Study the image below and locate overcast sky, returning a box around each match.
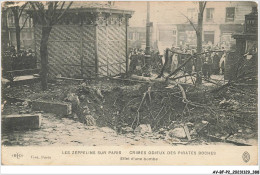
[115,1,197,27]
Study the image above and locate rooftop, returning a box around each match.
[25,2,134,15]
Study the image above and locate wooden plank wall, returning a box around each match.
[97,25,126,77]
[34,23,127,78]
[35,25,96,78]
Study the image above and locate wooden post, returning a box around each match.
[80,25,84,78]
[145,2,151,69]
[94,24,99,77]
[145,2,151,55]
[125,16,129,73]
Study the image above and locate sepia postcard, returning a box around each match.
[1,0,259,169]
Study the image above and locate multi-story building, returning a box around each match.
[126,1,257,51]
[128,24,155,50]
[5,9,34,50]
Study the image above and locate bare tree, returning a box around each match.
[182,1,207,84]
[29,2,73,90]
[5,2,30,52]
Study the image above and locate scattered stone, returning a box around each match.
[65,93,80,113]
[126,133,135,139]
[245,128,252,133]
[171,138,181,142]
[202,120,209,124]
[122,123,129,127]
[168,128,186,139]
[79,95,86,100]
[15,102,22,106]
[23,138,30,141]
[219,99,239,110]
[168,121,177,129]
[72,113,78,119]
[19,110,27,114]
[96,88,104,98]
[22,101,29,107]
[100,127,117,134]
[121,126,134,134]
[134,124,152,134]
[134,137,141,141]
[189,129,197,136]
[186,122,194,127]
[158,128,167,134]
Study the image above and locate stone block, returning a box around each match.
[31,100,72,115]
[2,114,41,130]
[134,124,152,134]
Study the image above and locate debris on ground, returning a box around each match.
[1,74,258,146]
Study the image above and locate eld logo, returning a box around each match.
[242,151,250,163]
[12,153,23,159]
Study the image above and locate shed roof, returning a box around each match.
[27,2,134,15]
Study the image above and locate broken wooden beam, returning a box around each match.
[183,125,191,140]
[130,75,175,84]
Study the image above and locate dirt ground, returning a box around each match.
[1,77,258,146]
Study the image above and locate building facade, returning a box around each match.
[128,24,154,50]
[125,1,257,52]
[4,9,34,50]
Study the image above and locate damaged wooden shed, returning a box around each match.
[30,3,134,78]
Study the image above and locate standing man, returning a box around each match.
[219,51,226,75]
[212,52,220,74]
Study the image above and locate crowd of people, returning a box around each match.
[128,45,227,79]
[2,45,37,72]
[167,46,227,79]
[128,48,162,76]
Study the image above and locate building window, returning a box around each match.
[7,12,15,27]
[139,32,145,41]
[136,33,140,40]
[204,31,215,44]
[19,14,30,28]
[159,30,174,42]
[187,8,196,20]
[226,7,235,22]
[128,32,134,40]
[206,8,214,22]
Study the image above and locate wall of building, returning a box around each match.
[6,10,34,50]
[125,1,257,51]
[128,26,153,50]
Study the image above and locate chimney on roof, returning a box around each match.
[252,7,257,13]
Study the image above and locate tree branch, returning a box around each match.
[202,2,207,13]
[35,2,47,25]
[180,12,197,32]
[18,2,27,19]
[59,1,66,11]
[20,15,30,31]
[50,2,59,22]
[165,50,223,80]
[55,2,73,23]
